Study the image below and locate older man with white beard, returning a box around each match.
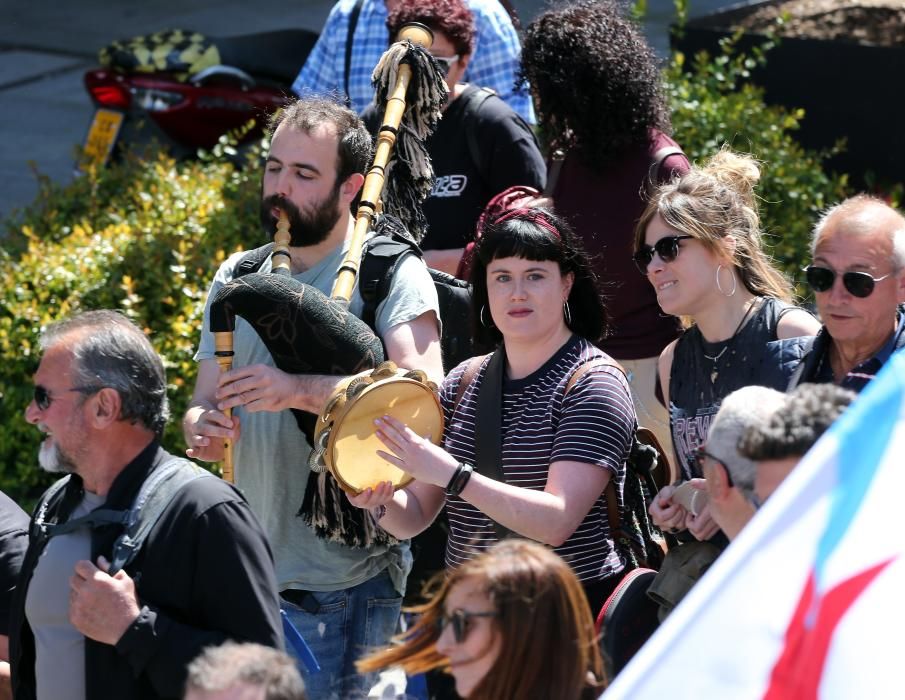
[10,310,281,700]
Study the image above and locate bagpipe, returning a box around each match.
[208,23,448,547]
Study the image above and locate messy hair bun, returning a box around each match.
[634,147,792,302]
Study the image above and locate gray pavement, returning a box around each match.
[0,0,726,223]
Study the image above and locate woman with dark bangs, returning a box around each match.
[520,0,690,460]
[349,208,637,613]
[357,539,606,699]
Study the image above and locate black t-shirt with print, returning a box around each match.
[362,84,546,251]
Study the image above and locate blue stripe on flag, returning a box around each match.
[815,351,905,584]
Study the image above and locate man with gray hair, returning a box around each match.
[10,310,282,700]
[790,194,905,392]
[185,642,307,700]
[739,383,856,504]
[693,386,786,540]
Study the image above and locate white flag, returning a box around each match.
[603,350,905,699]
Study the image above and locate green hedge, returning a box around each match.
[666,36,850,294]
[0,148,262,507]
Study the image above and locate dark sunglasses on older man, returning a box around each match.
[633,235,695,274]
[804,265,892,299]
[437,608,497,644]
[33,385,101,411]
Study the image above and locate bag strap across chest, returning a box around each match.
[34,458,213,575]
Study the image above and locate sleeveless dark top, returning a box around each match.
[669,297,810,480]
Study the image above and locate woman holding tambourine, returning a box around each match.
[349,208,637,612]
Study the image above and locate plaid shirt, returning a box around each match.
[292,0,535,124]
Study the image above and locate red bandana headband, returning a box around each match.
[491,207,561,240]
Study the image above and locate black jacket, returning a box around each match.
[10,442,283,699]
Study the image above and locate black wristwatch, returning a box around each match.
[446,462,474,497]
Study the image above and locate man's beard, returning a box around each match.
[260,186,342,248]
[38,438,76,475]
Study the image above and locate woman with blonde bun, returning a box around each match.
[633,149,820,544]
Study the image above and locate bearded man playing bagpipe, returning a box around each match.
[183,94,443,697]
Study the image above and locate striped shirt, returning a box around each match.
[440,336,636,583]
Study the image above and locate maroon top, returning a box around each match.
[551,130,688,359]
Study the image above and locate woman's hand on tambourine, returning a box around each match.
[185,408,241,462]
[216,364,300,413]
[649,483,688,533]
[346,481,395,510]
[374,415,457,488]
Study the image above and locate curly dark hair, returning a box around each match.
[386,0,475,57]
[469,208,608,347]
[520,0,670,170]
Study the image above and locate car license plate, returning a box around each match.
[78,109,124,171]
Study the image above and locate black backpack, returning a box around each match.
[233,222,478,373]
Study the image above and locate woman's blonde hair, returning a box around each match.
[634,148,793,302]
[357,539,605,699]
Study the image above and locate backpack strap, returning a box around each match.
[344,0,365,103]
[35,458,213,575]
[358,233,421,330]
[33,476,89,539]
[107,457,214,574]
[564,357,626,394]
[564,358,628,535]
[472,348,511,540]
[453,354,487,412]
[234,243,274,279]
[544,148,566,199]
[647,146,687,197]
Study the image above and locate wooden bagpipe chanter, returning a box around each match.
[208,23,448,546]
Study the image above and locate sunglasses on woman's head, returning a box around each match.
[437,608,497,644]
[633,235,694,274]
[804,265,892,298]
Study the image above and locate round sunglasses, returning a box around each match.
[436,608,497,644]
[633,235,694,274]
[804,265,891,298]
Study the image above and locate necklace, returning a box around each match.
[703,299,758,383]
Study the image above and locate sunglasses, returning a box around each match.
[693,446,734,488]
[34,385,102,411]
[432,54,459,78]
[437,608,497,644]
[804,265,892,299]
[633,235,695,274]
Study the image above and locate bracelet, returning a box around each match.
[446,462,474,497]
[370,504,387,523]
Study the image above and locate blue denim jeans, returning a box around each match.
[280,568,402,699]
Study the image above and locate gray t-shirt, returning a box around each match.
[196,239,439,593]
[25,490,106,700]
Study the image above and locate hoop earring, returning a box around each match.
[480,304,493,328]
[715,264,738,297]
[563,301,572,325]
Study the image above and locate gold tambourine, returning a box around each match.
[310,361,443,494]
